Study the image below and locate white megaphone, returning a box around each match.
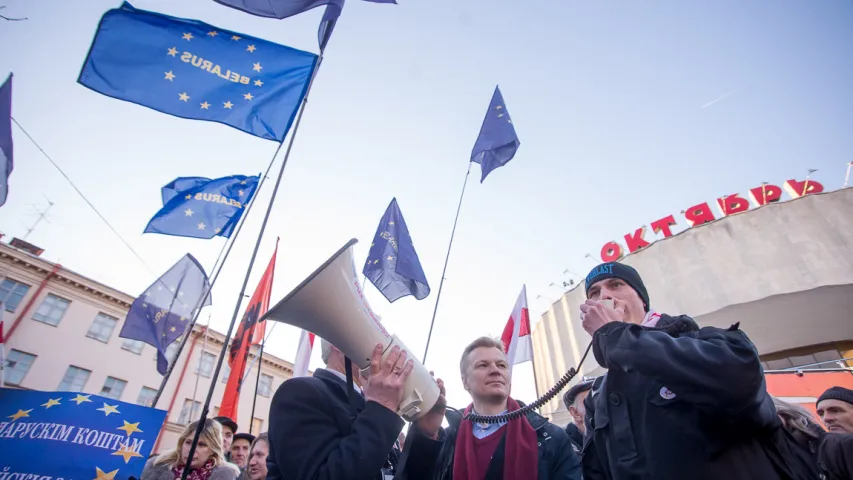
[260,239,440,421]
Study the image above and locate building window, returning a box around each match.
[122,339,146,355]
[4,350,36,385]
[251,417,263,435]
[258,373,273,397]
[197,352,215,378]
[220,362,231,383]
[137,387,157,407]
[32,293,71,326]
[58,366,91,392]
[178,399,202,425]
[0,278,30,313]
[86,313,118,343]
[100,376,127,400]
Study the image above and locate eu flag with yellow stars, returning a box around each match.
[144,174,260,239]
[0,388,166,480]
[470,85,521,183]
[119,254,211,374]
[78,2,318,142]
[363,198,430,302]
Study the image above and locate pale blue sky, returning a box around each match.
[1,0,852,408]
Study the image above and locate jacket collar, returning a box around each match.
[445,400,549,432]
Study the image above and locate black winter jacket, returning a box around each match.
[582,315,792,480]
[397,404,581,480]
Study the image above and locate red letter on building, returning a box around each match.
[600,242,624,262]
[748,184,782,207]
[683,202,716,227]
[650,215,677,238]
[716,194,750,217]
[784,178,824,198]
[624,227,651,253]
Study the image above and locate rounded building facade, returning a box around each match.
[532,187,853,426]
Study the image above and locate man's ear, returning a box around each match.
[568,404,578,418]
[461,375,469,391]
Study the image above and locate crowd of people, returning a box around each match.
[142,261,853,479]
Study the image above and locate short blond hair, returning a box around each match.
[459,336,506,377]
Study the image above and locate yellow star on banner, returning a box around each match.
[112,443,144,464]
[142,303,148,308]
[238,190,244,196]
[243,93,253,101]
[94,467,119,480]
[252,62,262,72]
[8,409,32,421]
[389,221,395,225]
[246,45,256,52]
[240,180,247,185]
[200,101,210,110]
[254,79,263,87]
[167,47,178,57]
[164,71,175,81]
[198,222,206,230]
[179,92,190,102]
[97,403,120,417]
[214,227,222,234]
[170,326,176,332]
[184,208,193,217]
[231,35,241,41]
[117,420,143,437]
[71,394,92,405]
[223,101,234,109]
[41,398,62,409]
[182,32,193,41]
[496,105,503,110]
[179,317,187,322]
[386,256,394,261]
[208,30,218,37]
[185,194,192,200]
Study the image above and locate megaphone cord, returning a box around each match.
[461,341,594,425]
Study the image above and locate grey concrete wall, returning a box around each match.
[532,188,853,424]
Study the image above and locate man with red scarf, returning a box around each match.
[399,336,581,480]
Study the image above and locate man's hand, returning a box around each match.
[413,372,446,440]
[363,343,414,413]
[580,299,627,336]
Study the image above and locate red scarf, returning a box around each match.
[452,397,538,480]
[172,458,215,480]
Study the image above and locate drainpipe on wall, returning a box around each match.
[153,326,204,453]
[6,264,62,340]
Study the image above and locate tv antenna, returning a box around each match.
[22,196,55,240]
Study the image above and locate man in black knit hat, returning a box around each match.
[578,262,796,480]
[817,386,853,434]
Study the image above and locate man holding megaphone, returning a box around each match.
[267,337,431,480]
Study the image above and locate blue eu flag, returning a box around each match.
[470,86,521,183]
[78,2,318,142]
[0,73,12,207]
[119,254,211,374]
[363,198,430,302]
[144,174,260,239]
[0,389,167,480]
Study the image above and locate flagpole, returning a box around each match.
[249,341,265,434]
[422,162,472,365]
[181,52,325,480]
[151,148,283,409]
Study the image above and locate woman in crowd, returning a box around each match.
[142,419,240,480]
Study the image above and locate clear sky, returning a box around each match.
[1,0,852,411]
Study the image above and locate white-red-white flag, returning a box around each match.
[500,285,532,372]
[293,330,315,378]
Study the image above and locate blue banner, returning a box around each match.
[0,388,167,480]
[78,2,318,141]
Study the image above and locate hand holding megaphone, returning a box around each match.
[363,344,415,412]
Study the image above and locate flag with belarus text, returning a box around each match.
[293,330,315,377]
[78,2,317,141]
[0,388,166,480]
[144,174,260,239]
[500,285,532,374]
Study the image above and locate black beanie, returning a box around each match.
[585,262,650,312]
[817,386,853,408]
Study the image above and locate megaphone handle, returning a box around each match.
[344,357,360,410]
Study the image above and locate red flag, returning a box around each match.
[292,330,315,378]
[500,285,532,374]
[219,243,278,420]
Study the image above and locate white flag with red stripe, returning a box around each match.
[500,285,532,372]
[293,330,315,378]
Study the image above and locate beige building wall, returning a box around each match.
[0,243,295,454]
[532,188,853,426]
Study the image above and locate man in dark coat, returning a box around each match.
[579,262,793,480]
[266,340,412,480]
[562,381,593,455]
[398,336,581,480]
